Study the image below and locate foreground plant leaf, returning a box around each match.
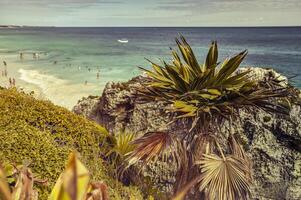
[49,152,90,200]
[13,167,39,200]
[0,165,12,200]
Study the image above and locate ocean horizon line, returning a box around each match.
[1,25,301,28]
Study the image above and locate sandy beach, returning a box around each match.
[0,52,101,110]
[0,54,46,98]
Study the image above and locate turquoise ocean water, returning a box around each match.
[0,27,300,108]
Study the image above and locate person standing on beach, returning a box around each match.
[9,78,12,87]
[20,52,24,60]
[97,71,100,79]
[3,61,7,67]
[12,78,16,86]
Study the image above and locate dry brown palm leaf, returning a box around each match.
[171,175,202,200]
[173,141,190,194]
[127,132,172,166]
[12,167,39,200]
[191,134,216,163]
[228,135,252,181]
[197,153,251,200]
[86,182,109,200]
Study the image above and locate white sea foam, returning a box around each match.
[18,68,100,109]
[19,69,67,91]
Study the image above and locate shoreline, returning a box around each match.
[0,54,102,110]
[0,56,46,100]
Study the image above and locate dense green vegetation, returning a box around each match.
[0,88,143,199]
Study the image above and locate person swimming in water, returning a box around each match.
[97,71,100,79]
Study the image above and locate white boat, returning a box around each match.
[118,39,128,43]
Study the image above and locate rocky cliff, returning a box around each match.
[73,68,301,200]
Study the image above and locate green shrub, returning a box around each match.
[0,88,143,199]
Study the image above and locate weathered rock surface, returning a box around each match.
[73,95,100,118]
[73,67,301,200]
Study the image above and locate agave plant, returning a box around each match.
[128,36,292,199]
[139,37,289,129]
[106,132,136,163]
[0,153,109,200]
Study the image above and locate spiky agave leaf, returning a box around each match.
[204,41,218,71]
[197,154,251,200]
[127,132,172,166]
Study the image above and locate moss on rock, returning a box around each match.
[0,88,143,199]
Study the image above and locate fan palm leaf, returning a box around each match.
[197,154,251,200]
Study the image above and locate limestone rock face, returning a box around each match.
[73,67,301,200]
[73,95,100,119]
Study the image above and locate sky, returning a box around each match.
[0,0,300,27]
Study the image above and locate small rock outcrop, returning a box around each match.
[73,67,301,200]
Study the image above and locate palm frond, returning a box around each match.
[171,175,202,200]
[197,154,251,200]
[127,132,172,166]
[228,135,252,181]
